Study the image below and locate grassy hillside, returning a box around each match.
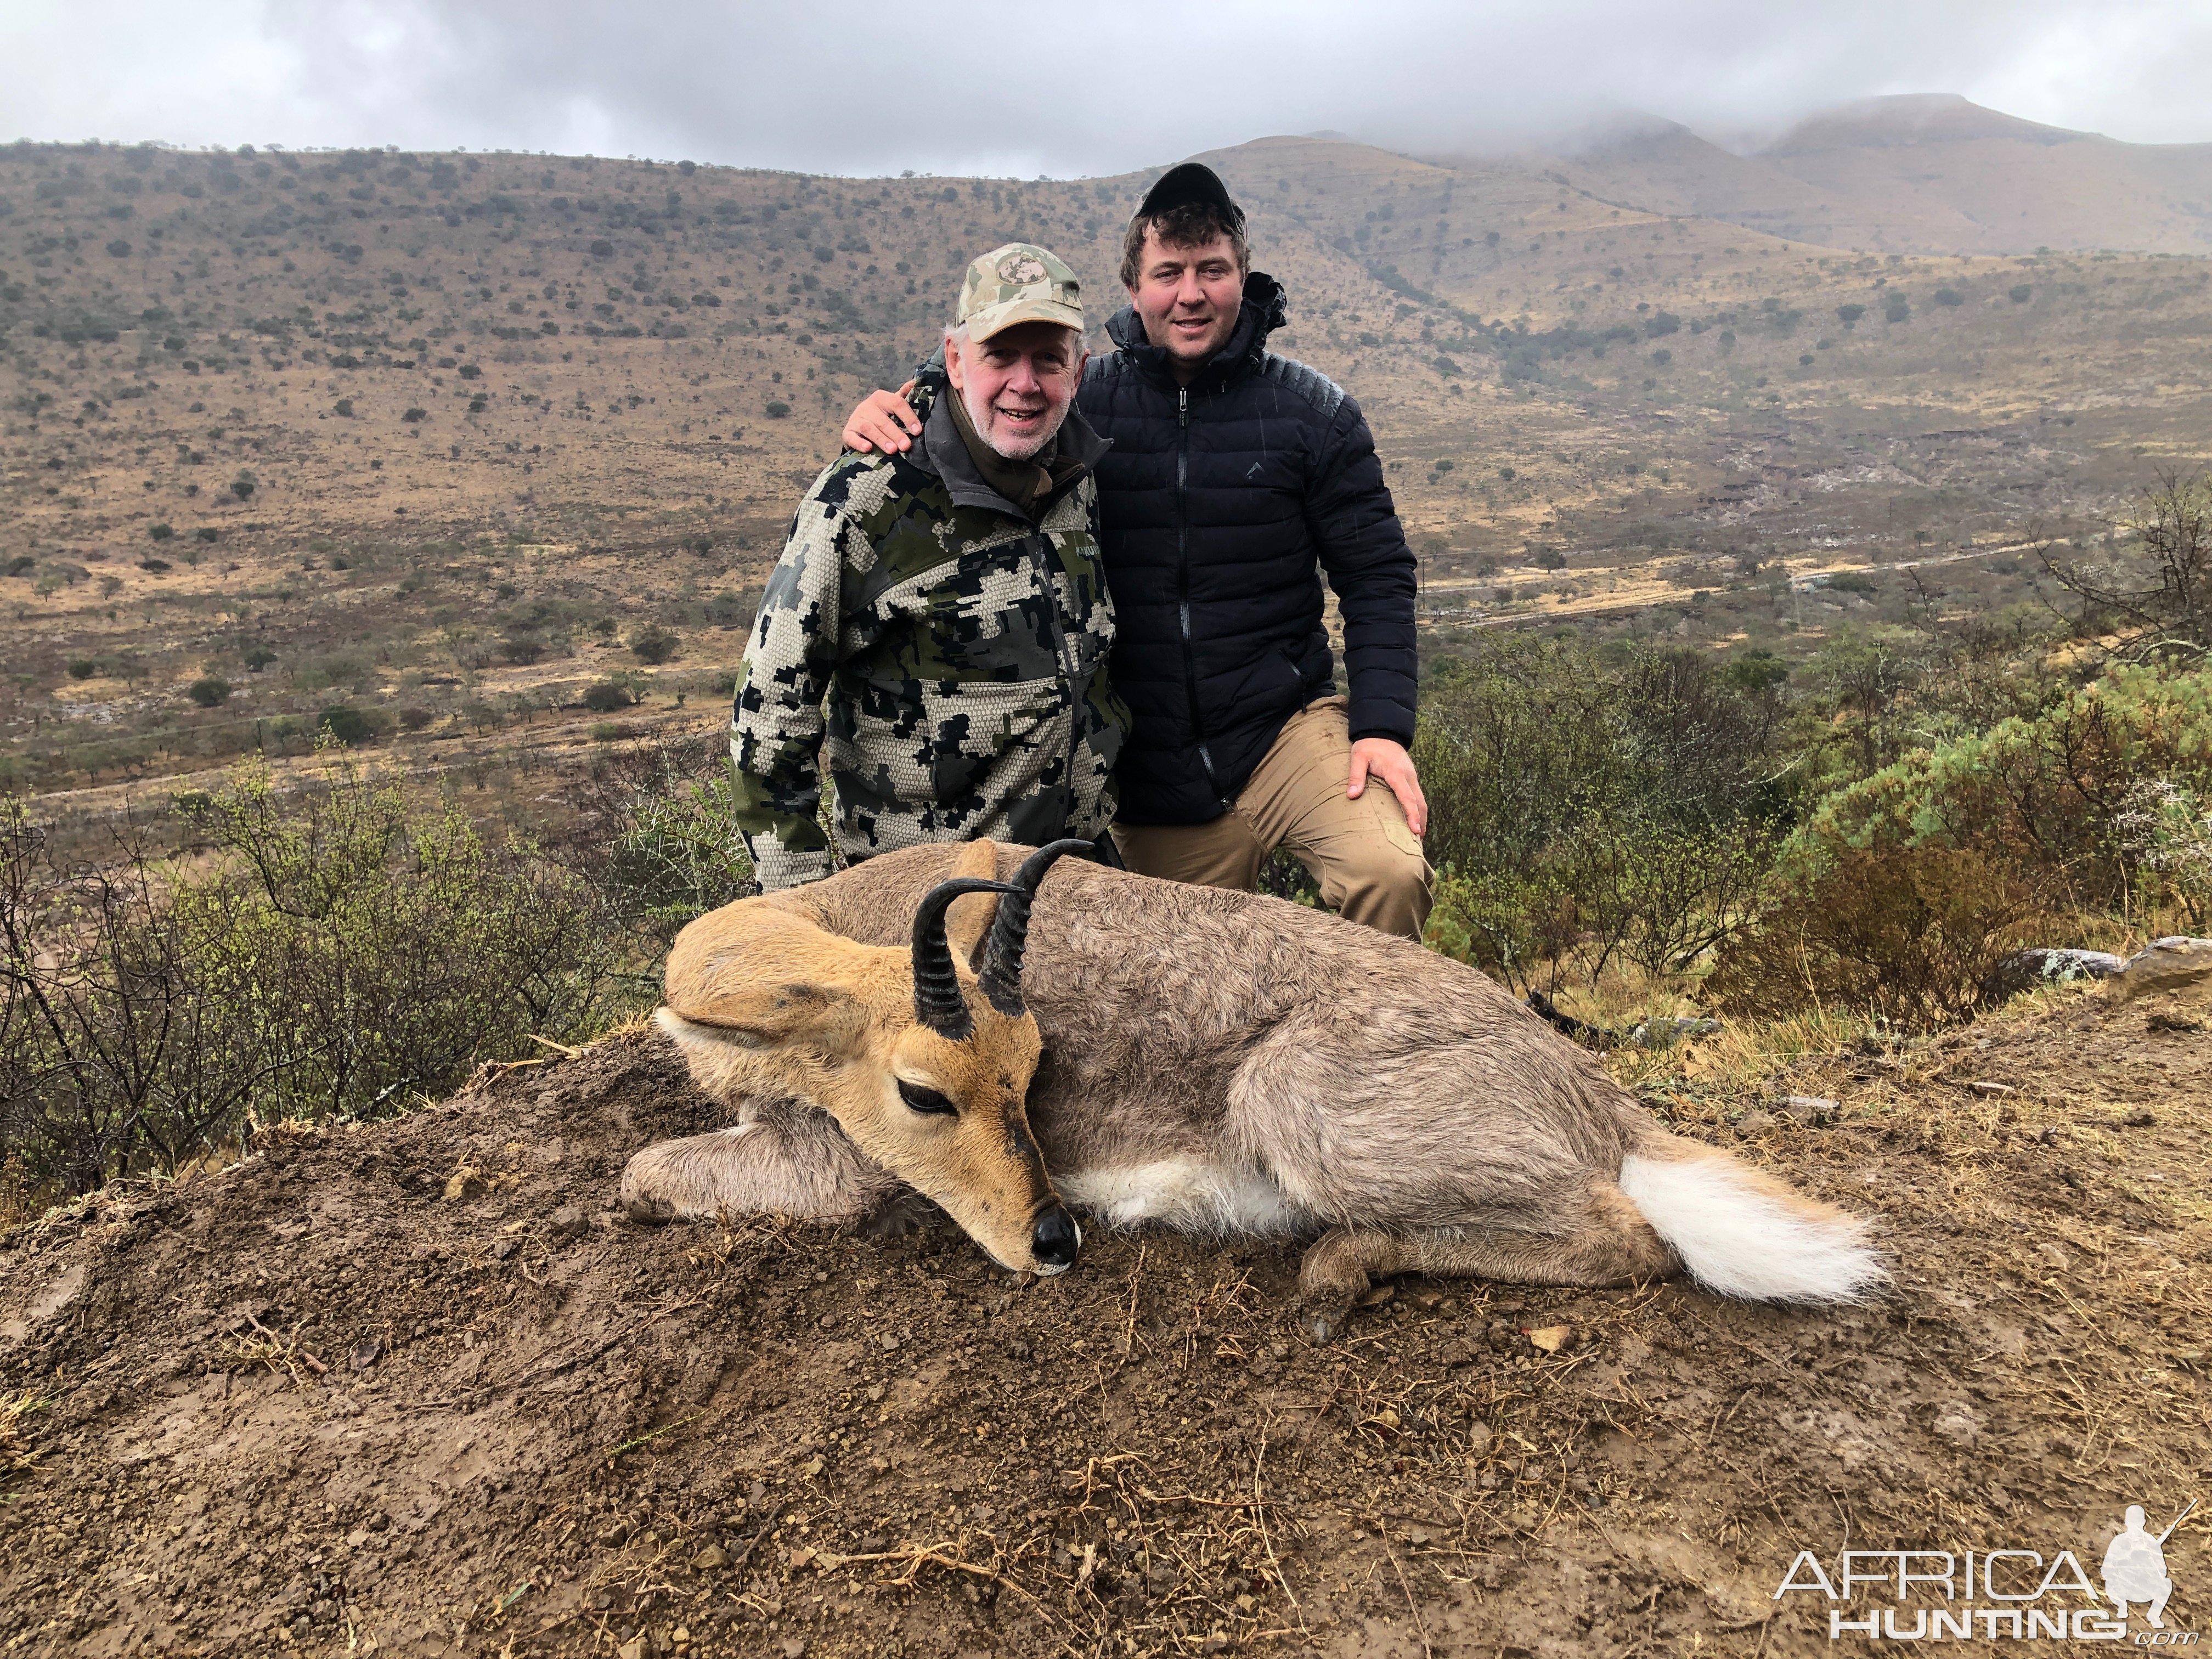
[1,132,2208,816]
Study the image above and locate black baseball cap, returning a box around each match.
[1133,161,1245,236]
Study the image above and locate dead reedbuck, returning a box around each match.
[634,839,1885,1338]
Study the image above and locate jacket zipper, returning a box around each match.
[1175,385,1227,809]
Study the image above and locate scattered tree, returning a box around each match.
[629,623,680,665]
[2038,471,2212,656]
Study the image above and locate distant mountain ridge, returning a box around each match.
[1418,94,2212,256]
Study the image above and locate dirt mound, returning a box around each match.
[3,992,2208,1658]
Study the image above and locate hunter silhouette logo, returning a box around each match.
[2105,1501,2193,1630]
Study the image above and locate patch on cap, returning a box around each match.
[956,241,1085,343]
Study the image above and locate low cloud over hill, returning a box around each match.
[1427,94,2212,256]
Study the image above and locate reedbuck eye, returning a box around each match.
[896,1079,957,1116]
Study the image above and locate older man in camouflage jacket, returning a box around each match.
[730,242,1128,889]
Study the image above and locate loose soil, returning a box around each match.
[3,989,2208,1658]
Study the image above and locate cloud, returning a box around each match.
[3,0,2208,175]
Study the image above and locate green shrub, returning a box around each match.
[1707,843,2047,1030]
[317,705,373,746]
[629,623,680,664]
[66,660,95,680]
[149,523,175,541]
[0,766,625,1195]
[1413,635,1788,986]
[1711,662,2212,1025]
[1809,661,2212,908]
[187,675,231,708]
[582,679,636,713]
[765,400,791,419]
[594,753,756,945]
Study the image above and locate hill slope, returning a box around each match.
[2,134,2208,812]
[2,989,2207,1655]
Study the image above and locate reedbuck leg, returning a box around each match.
[620,1096,896,1225]
[1295,1185,1678,1343]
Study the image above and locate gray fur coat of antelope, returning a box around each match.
[633,839,1884,1339]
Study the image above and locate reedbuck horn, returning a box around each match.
[911,878,1019,1040]
[978,839,1096,1016]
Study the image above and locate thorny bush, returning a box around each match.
[1,750,629,1203]
[1709,661,2212,1027]
[1413,635,1790,991]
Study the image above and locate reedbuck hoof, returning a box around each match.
[617,1142,690,1224]
[1299,1295,1356,1346]
[857,1192,941,1240]
[1295,1226,1390,1345]
[623,1189,679,1225]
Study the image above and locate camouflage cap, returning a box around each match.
[955,242,1084,342]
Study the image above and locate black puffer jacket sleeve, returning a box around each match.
[1306,392,1418,747]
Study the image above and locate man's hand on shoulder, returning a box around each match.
[1346,738,1427,838]
[842,382,923,455]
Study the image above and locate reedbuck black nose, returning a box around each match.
[1031,1205,1080,1270]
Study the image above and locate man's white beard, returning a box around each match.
[961,380,1056,461]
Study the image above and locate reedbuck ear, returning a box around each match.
[943,839,1006,967]
[662,906,888,1052]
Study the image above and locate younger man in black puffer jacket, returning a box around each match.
[844,164,1431,939]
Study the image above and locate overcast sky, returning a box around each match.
[7,0,2210,176]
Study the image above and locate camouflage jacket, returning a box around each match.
[730,396,1128,890]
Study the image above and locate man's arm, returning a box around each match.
[730,489,851,889]
[1305,393,1427,834]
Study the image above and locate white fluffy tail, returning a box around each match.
[1618,1147,1886,1305]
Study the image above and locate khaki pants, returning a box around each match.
[1113,697,1434,939]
